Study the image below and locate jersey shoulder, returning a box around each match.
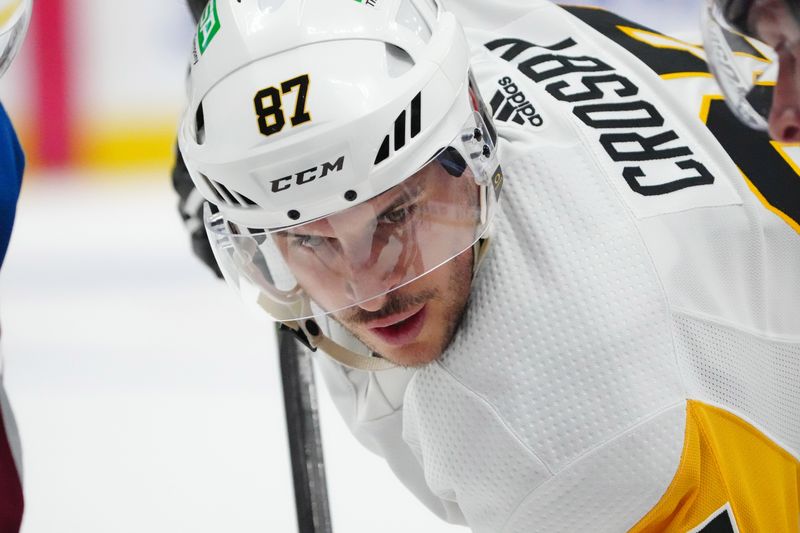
[0,102,24,270]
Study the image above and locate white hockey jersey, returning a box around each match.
[315,2,800,531]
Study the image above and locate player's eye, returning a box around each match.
[380,203,418,225]
[290,234,326,249]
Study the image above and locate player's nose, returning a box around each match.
[768,53,800,142]
[339,237,402,308]
[353,291,389,312]
[768,106,800,143]
[343,260,395,308]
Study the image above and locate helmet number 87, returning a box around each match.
[254,74,312,137]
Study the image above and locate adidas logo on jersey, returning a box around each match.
[490,77,544,128]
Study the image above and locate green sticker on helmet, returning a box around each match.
[198,0,221,55]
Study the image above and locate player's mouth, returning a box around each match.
[367,304,427,347]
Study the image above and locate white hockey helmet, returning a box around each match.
[178,0,502,370]
[702,0,800,140]
[0,0,31,78]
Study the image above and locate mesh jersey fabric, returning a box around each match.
[313,1,800,531]
[403,118,687,533]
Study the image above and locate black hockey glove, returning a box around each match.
[172,146,223,279]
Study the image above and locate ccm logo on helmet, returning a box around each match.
[270,156,346,193]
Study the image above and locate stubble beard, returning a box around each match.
[332,251,474,367]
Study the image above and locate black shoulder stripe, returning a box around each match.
[704,97,800,228]
[560,5,710,77]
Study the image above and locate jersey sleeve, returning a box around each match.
[0,103,24,271]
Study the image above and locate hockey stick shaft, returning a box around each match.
[277,325,333,533]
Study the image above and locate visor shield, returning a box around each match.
[0,0,31,79]
[702,0,798,130]
[204,111,502,322]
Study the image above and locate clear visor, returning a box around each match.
[204,111,502,322]
[702,0,799,130]
[0,0,30,79]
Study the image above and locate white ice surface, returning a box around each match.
[0,174,463,533]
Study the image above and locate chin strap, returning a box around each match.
[472,235,492,278]
[278,320,398,372]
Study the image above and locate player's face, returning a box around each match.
[277,162,479,367]
[746,0,800,140]
[332,247,474,367]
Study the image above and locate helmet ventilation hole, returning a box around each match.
[396,0,432,42]
[194,102,206,145]
[200,173,223,202]
[200,173,258,208]
[374,92,422,165]
[385,44,414,78]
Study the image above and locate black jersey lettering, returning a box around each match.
[574,100,664,129]
[486,35,716,197]
[555,4,798,230]
[600,131,692,162]
[547,73,638,103]
[518,53,613,83]
[623,159,715,196]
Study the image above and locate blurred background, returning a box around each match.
[0,0,704,174]
[0,1,702,532]
[2,0,193,172]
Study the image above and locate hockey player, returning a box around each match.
[703,0,800,141]
[177,0,800,531]
[0,0,31,530]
